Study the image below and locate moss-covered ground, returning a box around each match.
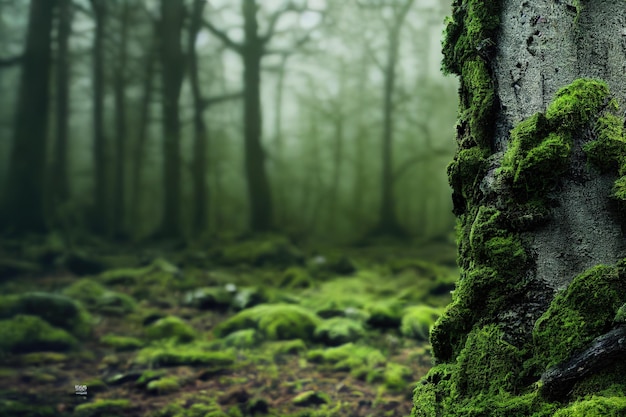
[0,235,456,417]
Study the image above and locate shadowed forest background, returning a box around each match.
[0,1,463,416]
[0,0,457,243]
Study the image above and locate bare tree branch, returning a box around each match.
[202,19,243,53]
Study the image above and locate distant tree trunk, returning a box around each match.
[52,0,72,208]
[90,0,108,235]
[374,0,414,236]
[3,0,56,234]
[188,0,210,236]
[413,1,626,416]
[272,53,288,223]
[327,117,344,230]
[242,0,273,232]
[131,31,156,237]
[158,0,184,237]
[112,0,129,239]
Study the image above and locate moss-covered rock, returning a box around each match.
[63,279,136,316]
[183,286,234,311]
[365,299,403,329]
[0,315,78,354]
[215,235,304,267]
[231,286,268,311]
[400,306,441,341]
[307,343,386,379]
[0,292,92,339]
[214,304,321,341]
[146,376,180,395]
[313,317,366,346]
[145,316,196,344]
[221,329,260,349]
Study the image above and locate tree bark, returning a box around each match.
[90,0,108,235]
[158,0,185,237]
[413,1,626,415]
[3,0,56,234]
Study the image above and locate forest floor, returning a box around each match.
[0,235,457,417]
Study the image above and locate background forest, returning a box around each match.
[0,0,457,244]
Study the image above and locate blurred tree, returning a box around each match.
[204,0,322,233]
[158,0,185,237]
[3,0,57,234]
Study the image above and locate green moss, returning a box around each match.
[100,334,144,351]
[280,267,314,289]
[231,286,268,311]
[64,279,137,316]
[135,345,236,368]
[221,329,260,349]
[307,343,386,377]
[447,146,488,209]
[533,264,626,368]
[584,113,626,173]
[183,286,234,311]
[613,176,626,201]
[365,299,403,329]
[314,317,366,346]
[73,399,131,417]
[0,315,78,354]
[400,305,441,341]
[383,362,413,391]
[292,390,330,406]
[264,339,307,355]
[545,79,610,130]
[145,316,196,344]
[552,396,626,417]
[463,59,497,148]
[214,304,321,341]
[216,235,303,267]
[147,376,180,395]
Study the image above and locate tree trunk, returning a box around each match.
[112,0,129,239]
[52,0,71,210]
[90,0,108,235]
[413,1,626,416]
[272,54,288,224]
[131,30,156,237]
[158,0,184,237]
[188,0,210,236]
[3,0,56,234]
[242,0,273,232]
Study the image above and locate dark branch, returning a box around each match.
[540,325,626,401]
[202,20,243,53]
[264,28,315,56]
[0,54,22,68]
[200,92,243,111]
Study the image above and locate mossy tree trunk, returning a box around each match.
[413,1,626,416]
[3,0,56,234]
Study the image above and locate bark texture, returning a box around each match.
[412,1,626,416]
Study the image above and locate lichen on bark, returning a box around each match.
[412,1,626,416]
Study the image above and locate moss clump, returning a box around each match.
[307,343,386,379]
[264,339,307,355]
[146,376,180,395]
[64,279,136,316]
[314,317,366,346]
[365,299,403,329]
[231,286,268,311]
[552,396,626,417]
[183,286,234,311]
[292,390,330,406]
[100,334,143,351]
[280,267,314,289]
[533,264,626,368]
[145,316,196,344]
[221,329,260,349]
[0,292,92,339]
[545,79,610,130]
[0,315,78,354]
[447,147,489,212]
[400,306,441,341]
[73,399,131,417]
[214,304,321,341]
[584,113,626,173]
[383,362,414,391]
[135,345,236,368]
[215,235,303,267]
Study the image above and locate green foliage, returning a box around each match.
[552,396,626,417]
[314,317,366,346]
[0,314,78,354]
[221,329,260,349]
[147,376,181,395]
[145,316,196,344]
[280,267,314,289]
[307,343,386,378]
[584,113,626,173]
[383,362,413,391]
[213,304,321,341]
[63,279,136,316]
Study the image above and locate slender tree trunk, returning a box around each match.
[112,0,129,239]
[242,0,273,232]
[188,0,210,236]
[272,54,288,223]
[327,117,344,230]
[131,32,156,237]
[90,0,108,235]
[3,0,56,234]
[158,0,184,237]
[52,0,71,209]
[414,1,626,415]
